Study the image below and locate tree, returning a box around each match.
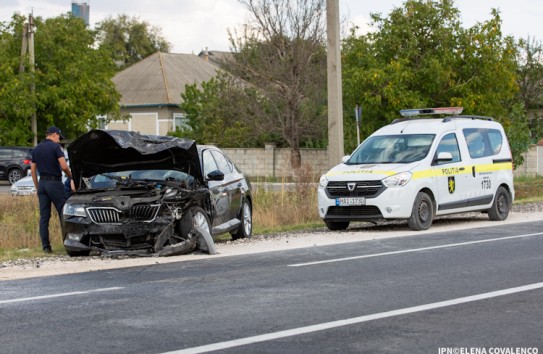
[95,14,170,70]
[175,73,264,147]
[516,37,543,143]
[0,14,120,145]
[222,0,328,168]
[342,0,530,165]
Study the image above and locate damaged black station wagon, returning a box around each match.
[62,130,252,257]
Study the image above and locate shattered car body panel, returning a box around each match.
[62,130,251,257]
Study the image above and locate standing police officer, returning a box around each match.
[31,126,73,253]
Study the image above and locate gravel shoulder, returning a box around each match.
[2,203,543,281]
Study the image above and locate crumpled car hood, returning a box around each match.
[68,130,202,189]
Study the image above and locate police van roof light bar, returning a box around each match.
[399,107,463,117]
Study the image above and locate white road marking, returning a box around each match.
[163,282,543,354]
[289,232,543,267]
[0,287,124,304]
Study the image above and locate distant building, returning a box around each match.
[71,2,89,25]
[109,52,221,135]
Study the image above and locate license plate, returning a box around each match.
[336,197,366,206]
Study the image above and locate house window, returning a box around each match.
[97,115,107,129]
[173,113,191,131]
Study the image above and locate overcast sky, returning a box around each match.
[1,0,542,53]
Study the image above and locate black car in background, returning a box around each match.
[62,130,252,257]
[0,146,33,184]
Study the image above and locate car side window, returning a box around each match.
[211,150,232,175]
[13,150,27,159]
[463,128,503,158]
[0,149,12,159]
[435,133,461,165]
[202,150,218,177]
[487,130,503,155]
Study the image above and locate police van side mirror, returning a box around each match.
[436,152,453,161]
[341,155,350,163]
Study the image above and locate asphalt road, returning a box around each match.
[1,222,542,354]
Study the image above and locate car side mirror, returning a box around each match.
[207,170,224,181]
[341,155,351,163]
[437,152,453,161]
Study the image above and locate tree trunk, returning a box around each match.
[290,146,301,169]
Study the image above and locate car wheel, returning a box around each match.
[7,168,23,184]
[179,206,211,237]
[488,186,510,221]
[232,200,252,240]
[408,192,434,231]
[324,220,350,231]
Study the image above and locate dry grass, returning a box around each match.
[0,195,63,250]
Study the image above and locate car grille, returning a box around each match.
[87,204,160,225]
[326,181,384,197]
[326,206,382,218]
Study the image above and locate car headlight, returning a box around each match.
[382,172,412,188]
[63,203,87,217]
[319,175,329,188]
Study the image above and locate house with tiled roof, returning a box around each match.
[106,51,221,135]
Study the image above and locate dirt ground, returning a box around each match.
[2,209,542,281]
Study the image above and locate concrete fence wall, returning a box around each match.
[514,145,543,177]
[223,144,543,179]
[222,144,329,179]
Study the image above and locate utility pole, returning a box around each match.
[19,13,37,146]
[326,0,344,167]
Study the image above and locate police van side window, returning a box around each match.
[463,128,503,158]
[487,130,503,155]
[435,133,461,165]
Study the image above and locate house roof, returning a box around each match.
[112,52,220,107]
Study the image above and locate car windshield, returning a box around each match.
[347,134,435,164]
[85,169,194,190]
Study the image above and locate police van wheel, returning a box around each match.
[408,192,434,231]
[488,186,510,221]
[324,220,350,231]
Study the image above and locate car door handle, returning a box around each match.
[472,166,476,177]
[459,167,465,171]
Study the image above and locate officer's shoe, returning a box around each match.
[44,247,53,254]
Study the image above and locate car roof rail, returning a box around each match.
[442,115,494,122]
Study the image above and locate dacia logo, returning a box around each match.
[448,176,455,194]
[347,182,356,192]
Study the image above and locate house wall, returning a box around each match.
[108,106,183,135]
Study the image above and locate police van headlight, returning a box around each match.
[319,175,329,188]
[63,203,87,217]
[382,172,412,188]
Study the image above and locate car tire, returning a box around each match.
[408,192,434,231]
[232,200,252,240]
[179,206,211,237]
[7,168,23,184]
[324,220,350,231]
[488,186,510,221]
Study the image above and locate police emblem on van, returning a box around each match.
[448,176,455,194]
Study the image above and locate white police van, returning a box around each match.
[318,107,515,231]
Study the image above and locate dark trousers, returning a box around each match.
[38,180,67,250]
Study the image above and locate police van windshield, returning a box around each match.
[347,134,435,164]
